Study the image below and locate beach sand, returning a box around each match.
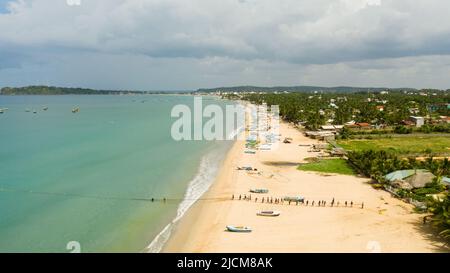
[163,121,448,253]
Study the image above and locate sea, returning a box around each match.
[0,95,235,253]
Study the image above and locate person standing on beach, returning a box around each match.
[350,201,353,207]
[345,201,347,207]
[312,201,315,206]
[232,194,234,200]
[361,202,364,209]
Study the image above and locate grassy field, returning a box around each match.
[337,136,450,155]
[298,159,356,175]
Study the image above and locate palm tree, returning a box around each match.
[428,192,450,240]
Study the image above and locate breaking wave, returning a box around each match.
[145,145,229,253]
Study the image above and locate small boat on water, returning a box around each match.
[33,110,37,114]
[0,109,4,114]
[226,226,252,233]
[250,189,269,194]
[72,107,80,113]
[25,108,31,112]
[257,210,281,217]
[43,107,48,111]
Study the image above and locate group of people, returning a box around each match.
[232,194,364,209]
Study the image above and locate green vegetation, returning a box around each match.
[228,90,450,242]
[337,125,450,139]
[338,136,450,156]
[347,150,450,180]
[428,192,450,240]
[0,86,144,95]
[199,85,413,94]
[396,178,447,202]
[0,85,176,95]
[298,159,356,175]
[225,90,449,129]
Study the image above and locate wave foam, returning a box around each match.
[145,149,224,253]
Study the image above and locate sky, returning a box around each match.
[1,0,450,90]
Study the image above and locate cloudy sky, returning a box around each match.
[1,0,450,90]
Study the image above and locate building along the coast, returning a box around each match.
[384,169,436,190]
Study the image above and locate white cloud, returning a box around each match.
[1,0,450,89]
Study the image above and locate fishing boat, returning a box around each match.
[25,108,31,112]
[258,144,272,151]
[72,107,80,113]
[226,226,252,233]
[33,110,37,114]
[283,196,305,202]
[43,107,48,111]
[250,189,269,194]
[0,109,4,114]
[257,210,281,217]
[237,166,253,171]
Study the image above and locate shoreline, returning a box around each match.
[163,120,449,253]
[161,136,244,252]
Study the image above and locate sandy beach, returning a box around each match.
[163,121,449,253]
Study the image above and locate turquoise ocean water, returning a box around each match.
[0,95,234,253]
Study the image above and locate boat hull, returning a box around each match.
[257,211,281,217]
[226,226,252,232]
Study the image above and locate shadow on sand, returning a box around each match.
[411,220,449,252]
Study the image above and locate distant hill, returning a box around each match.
[0,86,150,95]
[196,85,419,93]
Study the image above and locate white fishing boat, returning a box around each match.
[258,144,272,151]
[0,109,4,114]
[250,189,269,194]
[257,210,281,217]
[72,107,80,113]
[226,226,252,233]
